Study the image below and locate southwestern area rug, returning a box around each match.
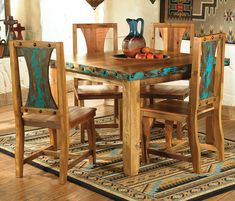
[0,116,234,201]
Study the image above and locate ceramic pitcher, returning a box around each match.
[122,18,146,58]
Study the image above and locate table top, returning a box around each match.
[65,51,230,82]
[65,51,193,81]
[66,51,192,72]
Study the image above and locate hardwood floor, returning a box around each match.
[0,153,111,201]
[0,95,234,201]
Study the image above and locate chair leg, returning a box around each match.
[206,116,214,145]
[114,99,119,123]
[165,120,174,149]
[49,129,58,151]
[140,98,146,107]
[79,100,86,143]
[176,121,183,140]
[74,78,79,107]
[80,124,86,143]
[213,111,225,161]
[59,128,69,185]
[15,118,25,178]
[74,78,80,131]
[142,117,154,164]
[188,117,201,174]
[118,99,123,140]
[87,119,96,164]
[79,100,85,107]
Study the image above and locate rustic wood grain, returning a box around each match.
[9,40,97,184]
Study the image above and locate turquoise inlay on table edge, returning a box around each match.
[65,57,229,81]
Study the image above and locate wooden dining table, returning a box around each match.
[63,50,192,176]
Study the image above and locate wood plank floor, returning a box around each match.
[0,96,234,201]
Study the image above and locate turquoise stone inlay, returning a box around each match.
[65,56,229,82]
[69,62,190,81]
[22,47,57,109]
[200,41,218,100]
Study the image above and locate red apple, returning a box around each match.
[146,53,154,59]
[154,53,164,59]
[135,53,146,59]
[141,47,151,54]
[135,53,142,59]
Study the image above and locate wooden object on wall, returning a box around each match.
[9,40,97,184]
[4,16,17,39]
[13,23,25,40]
[141,33,226,173]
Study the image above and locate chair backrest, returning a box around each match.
[9,40,69,121]
[150,23,194,53]
[189,33,226,115]
[72,23,118,56]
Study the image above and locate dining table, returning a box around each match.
[62,50,193,176]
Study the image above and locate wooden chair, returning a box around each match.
[73,23,122,142]
[141,23,194,139]
[141,33,226,173]
[9,40,96,184]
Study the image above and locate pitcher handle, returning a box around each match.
[126,18,132,23]
[137,18,144,36]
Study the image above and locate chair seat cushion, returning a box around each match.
[77,85,122,99]
[141,99,188,121]
[23,106,96,129]
[141,84,189,100]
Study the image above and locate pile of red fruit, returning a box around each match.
[135,47,164,59]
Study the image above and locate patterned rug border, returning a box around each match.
[0,130,234,201]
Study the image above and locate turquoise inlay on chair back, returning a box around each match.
[21,47,57,109]
[200,40,218,100]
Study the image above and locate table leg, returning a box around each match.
[122,81,140,176]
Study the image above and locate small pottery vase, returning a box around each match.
[122,18,146,58]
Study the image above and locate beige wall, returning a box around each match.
[11,0,41,40]
[10,0,160,45]
[103,0,160,48]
